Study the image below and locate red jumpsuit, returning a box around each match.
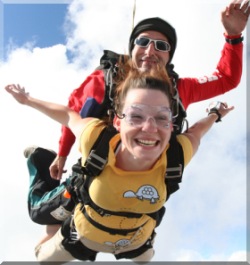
[58,41,242,157]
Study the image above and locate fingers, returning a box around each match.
[49,165,61,180]
[234,0,250,18]
[232,0,242,10]
[207,101,234,113]
[56,167,67,181]
[242,0,250,16]
[233,0,250,9]
[5,84,19,90]
[220,102,233,109]
[227,0,241,12]
[233,0,250,15]
[241,0,250,9]
[220,102,235,112]
[5,84,18,95]
[5,84,28,95]
[225,105,235,111]
[49,162,67,180]
[228,0,249,14]
[5,84,15,92]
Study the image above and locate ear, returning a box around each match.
[113,116,121,132]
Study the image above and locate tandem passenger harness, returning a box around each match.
[67,124,184,233]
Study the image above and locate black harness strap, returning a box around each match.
[87,198,143,218]
[165,133,184,200]
[171,78,187,134]
[68,126,117,205]
[84,126,118,177]
[96,50,125,111]
[81,206,146,236]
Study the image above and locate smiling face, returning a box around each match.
[131,31,170,71]
[114,88,173,170]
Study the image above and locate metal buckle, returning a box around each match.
[165,164,183,179]
[86,150,107,171]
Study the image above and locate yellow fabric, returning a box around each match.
[176,134,193,167]
[74,204,156,250]
[75,119,193,252]
[78,118,106,162]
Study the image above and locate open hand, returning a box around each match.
[221,0,250,35]
[5,84,30,105]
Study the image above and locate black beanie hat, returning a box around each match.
[129,17,177,63]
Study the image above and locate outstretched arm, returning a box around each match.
[183,102,234,155]
[5,84,91,139]
[221,0,249,36]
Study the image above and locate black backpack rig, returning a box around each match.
[67,50,188,228]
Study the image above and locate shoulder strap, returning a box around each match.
[69,125,117,203]
[171,78,188,134]
[71,125,117,179]
[84,125,118,177]
[165,133,184,200]
[96,50,126,109]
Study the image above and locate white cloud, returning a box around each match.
[228,251,247,261]
[0,0,247,262]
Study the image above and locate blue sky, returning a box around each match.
[3,3,68,58]
[0,0,248,263]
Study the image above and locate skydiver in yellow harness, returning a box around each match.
[5,67,234,262]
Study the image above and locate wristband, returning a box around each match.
[208,109,222,122]
[208,101,222,123]
[225,36,244,45]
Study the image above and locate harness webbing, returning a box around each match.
[165,133,184,200]
[84,126,117,177]
[81,206,146,236]
[86,197,143,218]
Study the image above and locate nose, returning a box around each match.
[145,41,156,55]
[141,117,158,132]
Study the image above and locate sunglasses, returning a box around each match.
[134,37,171,52]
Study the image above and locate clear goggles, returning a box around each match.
[134,37,171,52]
[122,104,172,129]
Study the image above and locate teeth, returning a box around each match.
[137,139,157,146]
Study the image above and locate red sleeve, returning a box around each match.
[178,41,243,109]
[58,70,105,156]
